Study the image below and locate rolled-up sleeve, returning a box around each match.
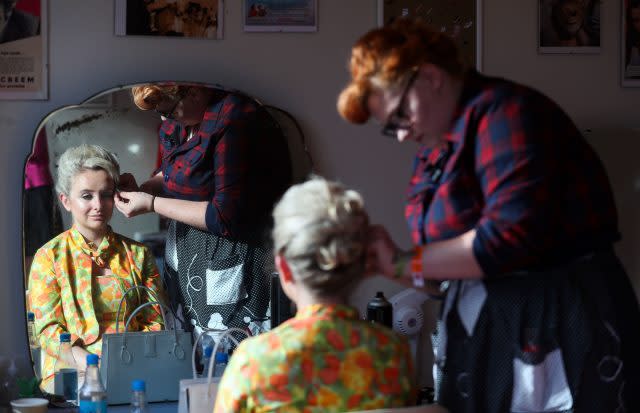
[204,99,255,237]
[471,97,556,275]
[29,248,70,358]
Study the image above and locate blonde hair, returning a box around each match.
[272,176,369,298]
[337,18,465,124]
[56,144,120,196]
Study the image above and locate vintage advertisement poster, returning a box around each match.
[538,0,601,54]
[0,0,47,100]
[115,0,223,40]
[244,0,317,32]
[623,0,640,86]
[377,0,482,70]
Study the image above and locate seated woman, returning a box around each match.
[214,177,417,412]
[28,144,165,393]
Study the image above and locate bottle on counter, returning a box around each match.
[78,354,107,413]
[54,332,78,403]
[366,291,393,328]
[200,345,213,377]
[212,352,228,378]
[2,359,20,403]
[130,380,147,413]
[27,312,38,346]
[27,312,41,379]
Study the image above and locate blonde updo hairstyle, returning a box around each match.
[272,177,369,299]
[56,144,120,196]
[337,18,466,124]
[131,84,182,111]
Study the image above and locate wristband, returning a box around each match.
[410,245,425,287]
[150,195,156,213]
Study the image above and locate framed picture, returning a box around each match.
[0,0,48,100]
[376,0,483,70]
[115,0,224,40]
[538,0,600,54]
[622,0,640,86]
[243,0,317,32]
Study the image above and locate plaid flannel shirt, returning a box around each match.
[406,71,620,275]
[158,90,291,239]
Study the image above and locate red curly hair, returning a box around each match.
[131,84,182,111]
[337,18,466,124]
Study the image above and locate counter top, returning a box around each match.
[49,401,178,412]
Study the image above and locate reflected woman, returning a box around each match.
[117,84,291,341]
[214,177,417,412]
[28,144,165,393]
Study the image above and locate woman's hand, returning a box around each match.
[366,225,400,278]
[115,191,154,217]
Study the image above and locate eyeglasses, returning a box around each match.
[381,69,419,138]
[154,96,181,119]
[154,89,188,119]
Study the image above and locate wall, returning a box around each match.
[0,0,638,392]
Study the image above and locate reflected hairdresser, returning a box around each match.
[116,84,292,341]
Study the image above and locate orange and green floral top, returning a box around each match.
[28,227,165,391]
[213,304,417,413]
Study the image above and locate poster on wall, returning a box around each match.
[243,0,317,32]
[538,0,601,54]
[115,0,224,39]
[0,0,48,100]
[377,0,482,70]
[622,0,640,86]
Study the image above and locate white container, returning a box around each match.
[10,398,48,413]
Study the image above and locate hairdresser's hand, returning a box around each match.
[118,173,140,191]
[115,191,154,217]
[366,225,399,278]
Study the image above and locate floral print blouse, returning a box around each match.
[214,304,417,413]
[28,227,165,390]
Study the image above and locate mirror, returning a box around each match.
[22,82,313,383]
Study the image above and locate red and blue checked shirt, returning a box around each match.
[406,71,620,275]
[158,89,292,239]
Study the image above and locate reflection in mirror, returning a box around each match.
[48,89,162,240]
[23,83,312,392]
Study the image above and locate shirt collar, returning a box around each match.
[415,70,484,161]
[294,303,359,321]
[445,68,485,144]
[69,225,116,266]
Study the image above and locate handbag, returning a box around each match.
[178,327,250,413]
[100,286,193,405]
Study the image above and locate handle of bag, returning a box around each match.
[115,285,162,334]
[190,329,243,379]
[119,301,186,363]
[204,327,251,399]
